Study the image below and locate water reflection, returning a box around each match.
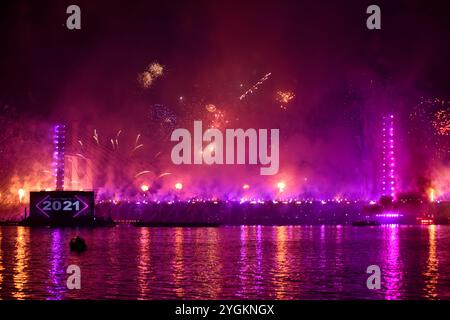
[273,226,288,299]
[47,229,64,300]
[383,225,403,300]
[0,228,3,293]
[424,225,438,299]
[237,226,250,297]
[254,225,263,295]
[13,227,29,299]
[204,228,222,298]
[138,227,151,299]
[172,227,184,298]
[334,226,344,292]
[0,226,448,299]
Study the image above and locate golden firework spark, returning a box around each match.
[432,109,450,136]
[138,62,164,89]
[205,104,217,113]
[239,72,272,100]
[138,71,153,88]
[276,90,295,109]
[93,129,100,145]
[156,172,171,180]
[135,170,152,178]
[209,109,229,129]
[148,62,164,77]
[131,144,144,153]
[135,134,141,146]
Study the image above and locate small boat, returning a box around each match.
[70,236,87,252]
[352,220,381,227]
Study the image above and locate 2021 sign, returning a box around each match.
[41,199,81,212]
[30,191,95,220]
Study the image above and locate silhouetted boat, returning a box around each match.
[70,236,87,252]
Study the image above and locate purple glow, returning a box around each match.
[375,213,403,218]
[381,115,396,199]
[53,124,66,191]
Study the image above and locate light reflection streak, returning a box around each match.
[424,225,438,299]
[203,228,221,298]
[273,226,288,299]
[254,225,263,295]
[138,227,151,299]
[106,227,120,298]
[334,226,344,292]
[0,228,3,294]
[47,229,64,300]
[383,225,403,300]
[172,227,184,298]
[238,226,250,297]
[13,227,29,299]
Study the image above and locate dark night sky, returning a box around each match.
[1,0,449,115]
[0,0,449,199]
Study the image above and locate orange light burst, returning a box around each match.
[175,182,183,190]
[428,188,435,202]
[277,182,286,193]
[18,188,25,203]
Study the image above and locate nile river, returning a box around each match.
[0,225,449,299]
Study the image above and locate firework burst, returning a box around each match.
[138,62,164,88]
[276,90,295,109]
[432,109,450,136]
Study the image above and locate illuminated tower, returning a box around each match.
[53,124,66,191]
[381,115,395,198]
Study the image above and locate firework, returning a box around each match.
[131,144,144,153]
[18,188,25,203]
[276,90,295,109]
[205,104,217,113]
[75,153,88,160]
[428,187,435,202]
[156,172,171,180]
[140,184,149,192]
[239,72,272,100]
[432,109,450,136]
[135,171,152,178]
[175,182,183,190]
[135,134,141,146]
[138,72,153,88]
[150,104,177,131]
[93,129,99,145]
[138,62,164,89]
[148,62,164,77]
[209,109,229,129]
[277,181,286,193]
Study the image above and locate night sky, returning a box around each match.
[0,0,449,201]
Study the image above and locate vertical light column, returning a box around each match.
[53,125,66,191]
[381,115,395,198]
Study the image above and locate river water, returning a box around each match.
[0,225,449,299]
